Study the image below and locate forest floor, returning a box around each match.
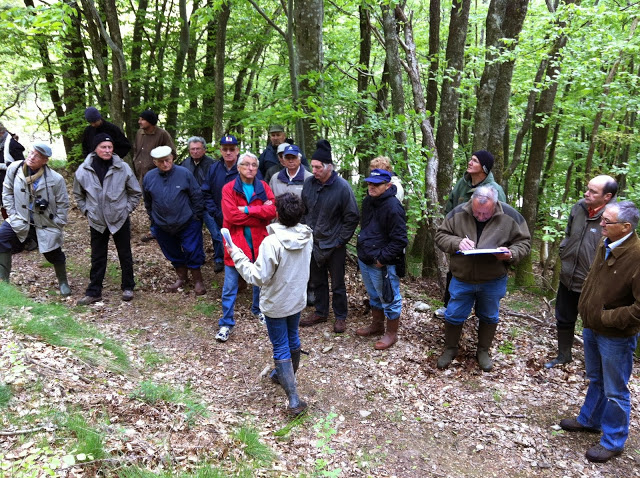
[1,180,640,477]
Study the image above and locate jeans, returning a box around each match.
[310,246,348,320]
[219,265,260,328]
[265,312,301,361]
[358,260,402,320]
[152,218,205,268]
[555,282,581,330]
[577,328,638,451]
[86,218,135,297]
[445,275,507,325]
[202,211,224,264]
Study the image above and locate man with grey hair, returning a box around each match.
[545,175,618,368]
[181,136,224,272]
[559,200,640,463]
[435,185,531,371]
[215,151,276,342]
[300,139,359,333]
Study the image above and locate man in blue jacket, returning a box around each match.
[143,146,206,295]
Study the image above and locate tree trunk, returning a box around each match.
[213,1,231,142]
[355,4,372,177]
[201,3,218,143]
[165,0,190,140]
[129,0,149,119]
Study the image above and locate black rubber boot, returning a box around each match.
[545,328,574,368]
[53,262,71,296]
[0,252,11,282]
[477,322,498,372]
[270,348,301,385]
[275,359,307,416]
[437,322,464,369]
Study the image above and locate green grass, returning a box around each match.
[233,426,275,465]
[63,413,106,459]
[0,383,12,407]
[141,346,169,368]
[117,464,228,477]
[130,381,208,426]
[498,340,515,355]
[106,263,121,282]
[193,301,218,316]
[0,282,130,374]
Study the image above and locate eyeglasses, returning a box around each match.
[600,218,629,225]
[240,163,258,169]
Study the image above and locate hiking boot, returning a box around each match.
[545,328,574,368]
[559,417,600,433]
[437,322,464,369]
[122,290,134,301]
[141,233,155,242]
[585,444,622,463]
[168,266,188,292]
[356,307,385,337]
[215,326,233,342]
[77,295,101,306]
[375,318,399,350]
[476,322,498,372]
[191,268,206,296]
[299,312,327,327]
[333,319,346,334]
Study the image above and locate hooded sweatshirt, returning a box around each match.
[230,222,313,318]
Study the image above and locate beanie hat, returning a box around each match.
[93,133,113,151]
[312,139,332,164]
[140,109,158,126]
[473,150,494,175]
[84,107,102,123]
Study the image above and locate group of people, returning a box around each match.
[1,112,638,460]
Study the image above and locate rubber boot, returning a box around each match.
[275,359,307,416]
[168,266,188,292]
[0,252,11,282]
[477,322,498,372]
[437,322,464,369]
[270,348,302,385]
[53,263,71,296]
[191,268,206,296]
[356,307,385,337]
[375,318,399,350]
[545,328,574,368]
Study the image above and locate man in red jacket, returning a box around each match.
[215,152,276,342]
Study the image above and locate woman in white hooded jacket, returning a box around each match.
[226,192,312,417]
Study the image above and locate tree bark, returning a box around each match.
[355,4,372,177]
[129,0,149,118]
[165,0,190,140]
[213,1,231,142]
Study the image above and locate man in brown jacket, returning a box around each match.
[434,185,530,372]
[559,200,640,463]
[132,109,176,183]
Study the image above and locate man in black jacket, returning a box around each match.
[355,169,407,349]
[81,107,131,159]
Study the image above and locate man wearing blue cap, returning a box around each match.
[0,142,72,296]
[355,169,408,349]
[269,144,313,197]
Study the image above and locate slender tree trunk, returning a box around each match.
[355,4,372,177]
[165,0,190,139]
[130,0,149,118]
[426,0,440,127]
[213,1,231,142]
[201,3,218,143]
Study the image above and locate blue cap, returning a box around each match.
[219,134,238,145]
[364,168,392,184]
[283,145,300,157]
[33,142,52,158]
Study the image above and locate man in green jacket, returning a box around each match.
[559,201,640,463]
[435,186,530,372]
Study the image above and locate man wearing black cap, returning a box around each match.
[300,139,359,333]
[258,124,308,177]
[81,107,131,159]
[132,109,176,183]
[434,150,507,319]
[73,133,142,305]
[0,142,72,296]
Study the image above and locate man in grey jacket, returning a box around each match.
[0,142,71,296]
[73,133,142,304]
[545,175,617,368]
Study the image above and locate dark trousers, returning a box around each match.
[0,221,65,264]
[310,246,348,320]
[555,282,581,330]
[86,218,135,297]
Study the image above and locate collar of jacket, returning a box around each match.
[232,175,268,203]
[312,169,338,187]
[277,165,306,183]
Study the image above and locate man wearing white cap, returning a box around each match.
[0,142,71,296]
[142,146,207,295]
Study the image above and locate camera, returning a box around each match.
[34,197,49,212]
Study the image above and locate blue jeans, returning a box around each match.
[358,260,402,320]
[445,275,507,325]
[577,328,638,451]
[152,219,205,268]
[202,211,224,264]
[219,265,260,328]
[265,312,301,361]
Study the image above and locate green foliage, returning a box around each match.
[233,426,275,465]
[62,413,105,460]
[140,346,169,368]
[130,381,208,426]
[117,464,229,478]
[498,341,515,355]
[0,282,129,374]
[313,412,342,477]
[193,301,218,317]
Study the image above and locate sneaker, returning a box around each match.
[122,290,134,301]
[214,262,225,273]
[215,326,233,342]
[434,307,446,319]
[77,295,101,306]
[255,312,266,325]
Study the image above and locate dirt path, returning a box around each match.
[2,196,640,477]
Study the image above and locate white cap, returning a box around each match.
[277,142,290,154]
[151,145,172,159]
